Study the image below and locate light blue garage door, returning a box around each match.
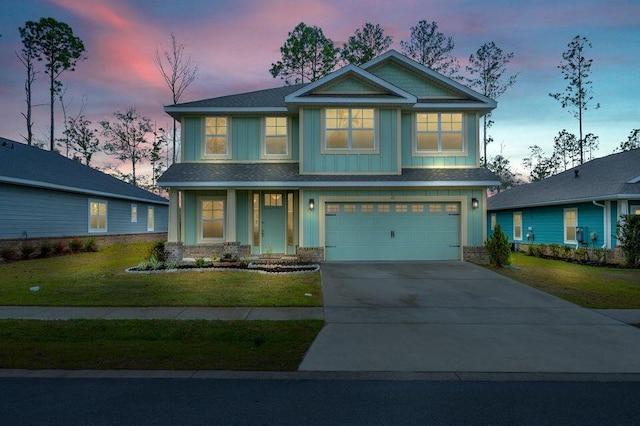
[325,202,461,261]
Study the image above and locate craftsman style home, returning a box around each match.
[487,149,640,250]
[158,50,498,261]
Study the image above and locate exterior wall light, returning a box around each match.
[471,197,479,209]
[308,198,315,210]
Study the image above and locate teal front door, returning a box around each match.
[261,192,286,254]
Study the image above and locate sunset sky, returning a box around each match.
[0,0,638,175]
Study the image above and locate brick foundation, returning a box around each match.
[463,246,490,265]
[0,232,167,254]
[296,246,325,262]
[180,242,251,260]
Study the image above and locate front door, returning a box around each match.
[261,192,286,254]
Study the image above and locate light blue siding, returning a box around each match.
[183,190,226,245]
[182,117,201,161]
[232,117,261,161]
[0,184,167,239]
[301,108,399,174]
[235,190,249,245]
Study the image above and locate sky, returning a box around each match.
[1,0,638,176]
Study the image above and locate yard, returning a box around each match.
[488,253,640,309]
[0,242,322,307]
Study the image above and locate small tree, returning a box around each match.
[485,224,511,266]
[549,35,599,165]
[616,214,640,267]
[101,108,152,187]
[616,129,640,152]
[400,20,460,78]
[20,17,86,151]
[63,114,101,166]
[340,22,392,66]
[486,154,522,194]
[269,22,338,85]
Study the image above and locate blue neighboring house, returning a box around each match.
[0,137,168,241]
[158,50,499,261]
[487,149,640,250]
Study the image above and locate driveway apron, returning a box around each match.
[299,261,640,372]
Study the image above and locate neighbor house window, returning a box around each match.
[513,212,522,240]
[491,213,497,230]
[131,204,137,223]
[147,207,154,232]
[200,199,225,240]
[204,117,230,157]
[630,202,640,215]
[564,208,578,243]
[264,117,289,157]
[415,112,463,153]
[89,200,107,233]
[324,108,375,152]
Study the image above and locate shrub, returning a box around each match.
[148,255,164,270]
[69,238,83,252]
[54,241,67,254]
[562,245,574,259]
[537,243,547,258]
[38,241,54,257]
[148,241,168,263]
[0,246,17,261]
[549,244,562,259]
[20,242,36,259]
[527,243,537,257]
[617,214,640,267]
[592,247,607,264]
[83,238,99,252]
[195,258,207,268]
[485,224,511,266]
[575,247,589,263]
[166,259,181,270]
[219,251,239,263]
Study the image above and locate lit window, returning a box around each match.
[513,212,522,241]
[264,193,283,207]
[377,205,390,213]
[205,117,229,156]
[361,204,374,213]
[326,204,340,214]
[564,208,578,243]
[395,204,408,213]
[325,108,375,151]
[412,204,424,213]
[344,205,356,213]
[201,199,225,240]
[131,204,137,223]
[445,204,459,213]
[415,112,463,153]
[89,200,107,232]
[491,214,497,230]
[264,117,288,157]
[147,207,154,232]
[429,204,441,213]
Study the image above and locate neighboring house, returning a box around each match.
[0,138,168,242]
[487,149,640,249]
[158,50,499,261]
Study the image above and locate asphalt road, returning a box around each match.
[2,378,640,425]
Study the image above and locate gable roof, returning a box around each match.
[0,138,168,205]
[487,149,640,210]
[158,162,499,188]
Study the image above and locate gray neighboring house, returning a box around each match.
[0,137,168,242]
[487,149,640,250]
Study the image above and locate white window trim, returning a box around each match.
[413,112,466,156]
[203,117,232,159]
[147,206,154,232]
[261,117,291,159]
[513,211,522,241]
[131,204,137,223]
[198,197,226,243]
[322,108,379,154]
[564,208,578,244]
[88,199,108,233]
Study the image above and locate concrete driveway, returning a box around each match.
[299,261,640,373]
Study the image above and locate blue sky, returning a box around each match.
[0,0,638,174]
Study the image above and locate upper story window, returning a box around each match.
[263,117,289,158]
[204,117,231,158]
[415,112,464,154]
[89,200,107,233]
[324,108,376,153]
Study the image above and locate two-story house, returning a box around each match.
[158,50,498,262]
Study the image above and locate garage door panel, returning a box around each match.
[325,202,460,261]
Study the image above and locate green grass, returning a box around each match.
[0,319,324,370]
[0,243,322,307]
[488,253,640,308]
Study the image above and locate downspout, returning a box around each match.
[592,200,607,249]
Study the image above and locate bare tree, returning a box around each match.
[154,33,197,164]
[64,114,101,166]
[17,25,39,145]
[549,35,599,164]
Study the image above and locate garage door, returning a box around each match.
[325,202,461,261]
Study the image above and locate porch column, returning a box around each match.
[167,189,180,243]
[226,189,237,242]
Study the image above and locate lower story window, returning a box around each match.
[564,208,578,243]
[147,207,155,232]
[513,212,522,240]
[89,200,107,232]
[201,199,225,240]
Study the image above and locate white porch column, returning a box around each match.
[226,189,237,242]
[167,189,180,243]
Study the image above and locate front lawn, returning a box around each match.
[0,319,323,370]
[488,253,640,308]
[0,243,322,307]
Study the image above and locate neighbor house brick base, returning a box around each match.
[463,246,490,265]
[0,232,167,252]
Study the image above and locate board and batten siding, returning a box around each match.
[0,183,167,239]
[301,108,399,174]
